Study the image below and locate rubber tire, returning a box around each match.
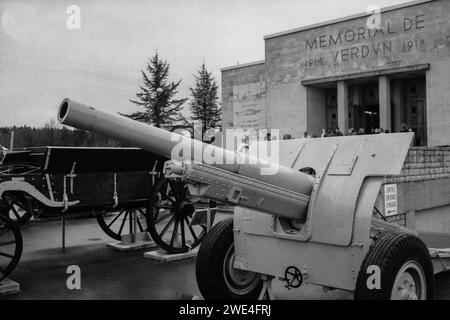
[355,232,434,300]
[0,215,23,282]
[196,218,263,300]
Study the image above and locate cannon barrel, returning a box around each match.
[57,98,314,220]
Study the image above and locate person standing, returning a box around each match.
[400,123,409,133]
[334,127,343,136]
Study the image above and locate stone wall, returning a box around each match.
[379,146,450,227]
[385,147,450,183]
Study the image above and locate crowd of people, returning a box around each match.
[284,123,414,140]
[228,122,416,153]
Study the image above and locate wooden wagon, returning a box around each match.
[0,146,215,282]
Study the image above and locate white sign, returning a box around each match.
[384,184,398,217]
[232,82,266,129]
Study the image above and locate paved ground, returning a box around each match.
[2,216,450,300]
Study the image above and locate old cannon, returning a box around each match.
[58,98,439,300]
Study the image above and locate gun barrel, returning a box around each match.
[58,98,314,220]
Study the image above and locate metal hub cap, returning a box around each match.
[223,245,260,295]
[391,260,426,300]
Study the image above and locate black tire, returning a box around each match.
[355,232,434,300]
[196,218,263,300]
[0,215,23,281]
[0,192,33,225]
[147,177,215,254]
[96,208,147,241]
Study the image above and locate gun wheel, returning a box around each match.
[146,177,215,254]
[0,214,23,282]
[96,208,148,241]
[196,218,262,300]
[355,232,434,300]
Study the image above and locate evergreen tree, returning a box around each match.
[188,63,222,137]
[124,53,187,131]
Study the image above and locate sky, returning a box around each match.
[0,0,410,127]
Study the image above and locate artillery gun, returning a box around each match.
[58,98,439,300]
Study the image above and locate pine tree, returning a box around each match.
[188,63,222,137]
[123,53,187,131]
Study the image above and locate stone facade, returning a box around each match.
[222,0,450,146]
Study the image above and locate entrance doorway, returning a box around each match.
[356,83,380,134]
[325,81,381,135]
[320,73,427,144]
[403,77,426,146]
[325,88,338,132]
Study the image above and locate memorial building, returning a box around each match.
[222,0,450,146]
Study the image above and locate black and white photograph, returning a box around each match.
[0,0,450,306]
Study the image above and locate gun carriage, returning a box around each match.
[0,146,215,282]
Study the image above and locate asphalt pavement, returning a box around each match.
[2,216,450,300]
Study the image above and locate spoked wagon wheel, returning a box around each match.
[96,208,148,241]
[0,192,34,225]
[0,215,23,282]
[147,177,216,254]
